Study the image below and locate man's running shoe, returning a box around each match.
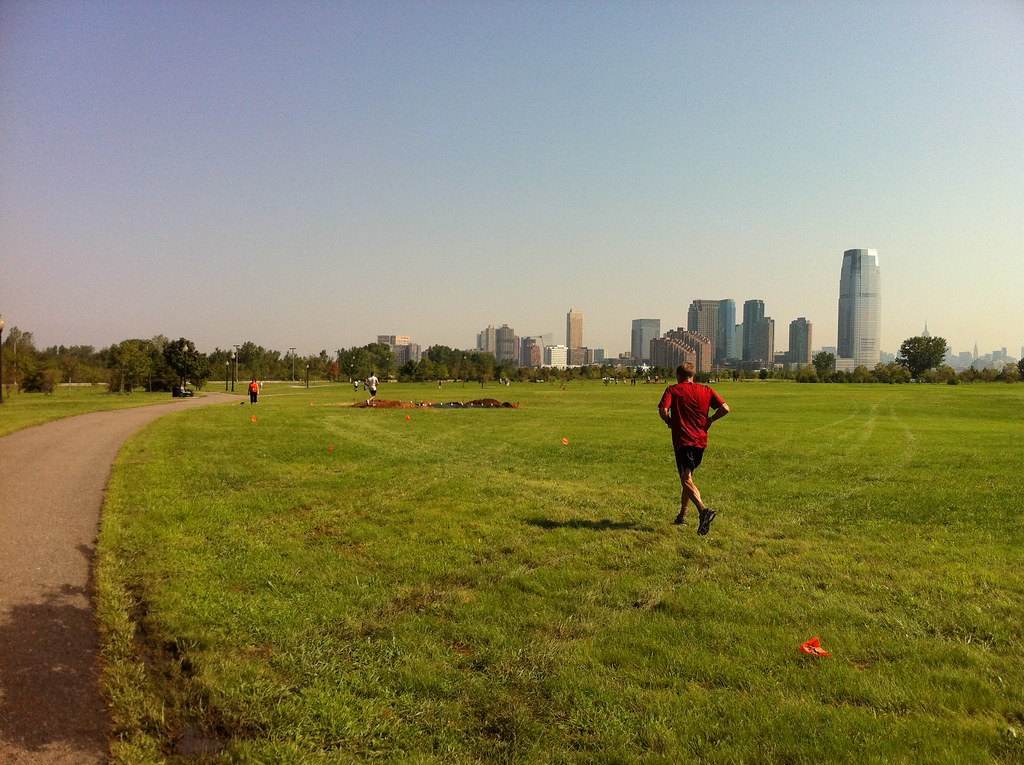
[697,508,717,536]
[674,510,688,525]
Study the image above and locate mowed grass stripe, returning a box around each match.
[97,382,1024,763]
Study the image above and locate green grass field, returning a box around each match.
[94,381,1023,763]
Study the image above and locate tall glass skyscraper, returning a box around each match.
[742,299,765,361]
[631,318,661,363]
[716,300,736,364]
[837,248,881,367]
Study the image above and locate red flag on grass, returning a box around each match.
[799,637,831,657]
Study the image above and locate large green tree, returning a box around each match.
[164,337,210,388]
[812,351,835,380]
[109,339,156,393]
[897,336,949,379]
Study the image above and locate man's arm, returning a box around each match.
[706,401,729,429]
[658,390,673,427]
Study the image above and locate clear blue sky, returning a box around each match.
[2,1,1021,359]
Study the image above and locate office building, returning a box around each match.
[742,300,765,361]
[545,344,568,369]
[788,318,813,366]
[520,337,543,369]
[393,342,421,366]
[717,300,736,364]
[568,348,587,367]
[380,335,420,365]
[748,317,775,368]
[631,319,661,363]
[650,328,712,372]
[566,307,584,350]
[476,325,497,354]
[687,300,719,363]
[837,248,881,368]
[495,324,519,364]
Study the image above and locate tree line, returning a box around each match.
[798,336,1023,384]
[2,329,1020,396]
[0,328,340,394]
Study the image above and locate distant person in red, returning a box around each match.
[248,378,259,404]
[658,362,730,535]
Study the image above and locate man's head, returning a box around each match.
[675,363,696,382]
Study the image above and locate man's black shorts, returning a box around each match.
[674,446,705,472]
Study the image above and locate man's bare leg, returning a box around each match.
[675,467,705,524]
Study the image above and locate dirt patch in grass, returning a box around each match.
[354,398,520,409]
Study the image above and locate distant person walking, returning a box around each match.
[248,378,260,405]
[658,363,730,536]
[367,372,379,406]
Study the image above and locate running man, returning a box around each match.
[367,372,379,406]
[658,363,730,535]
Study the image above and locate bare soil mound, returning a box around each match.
[354,398,519,409]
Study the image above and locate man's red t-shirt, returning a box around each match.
[658,381,725,450]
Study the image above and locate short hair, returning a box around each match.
[675,363,696,380]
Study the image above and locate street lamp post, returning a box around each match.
[289,347,296,381]
[305,364,310,389]
[231,348,238,392]
[0,315,5,404]
[225,360,230,391]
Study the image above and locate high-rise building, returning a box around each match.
[520,337,543,369]
[379,335,420,365]
[650,328,712,372]
[748,317,775,367]
[495,324,519,364]
[716,300,736,364]
[788,317,813,366]
[393,343,421,366]
[631,319,661,363]
[566,307,584,350]
[837,248,881,368]
[742,300,765,361]
[567,348,587,367]
[687,300,719,363]
[476,325,497,354]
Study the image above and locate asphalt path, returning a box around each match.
[0,393,233,764]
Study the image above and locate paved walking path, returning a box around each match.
[0,394,232,764]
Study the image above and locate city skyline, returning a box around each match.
[2,4,1020,358]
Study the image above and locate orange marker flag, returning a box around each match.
[406,415,411,421]
[251,415,257,423]
[562,438,569,445]
[799,637,831,657]
[328,444,334,452]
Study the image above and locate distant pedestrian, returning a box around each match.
[367,372,379,406]
[353,379,359,393]
[658,363,729,535]
[248,378,260,405]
